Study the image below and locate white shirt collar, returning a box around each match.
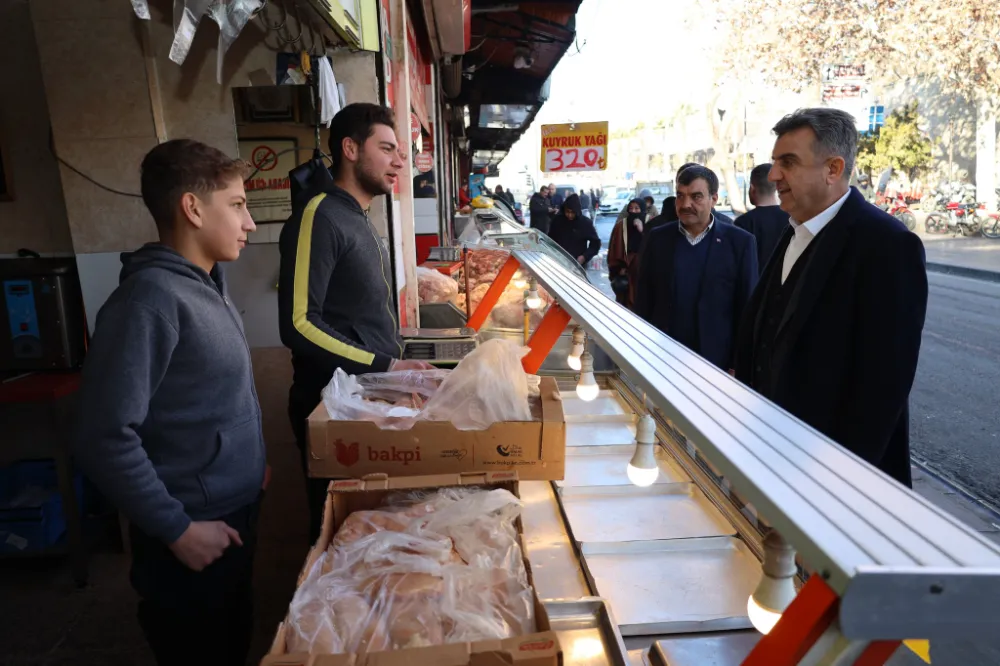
[790,189,850,238]
[680,214,715,246]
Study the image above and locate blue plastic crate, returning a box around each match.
[0,460,82,554]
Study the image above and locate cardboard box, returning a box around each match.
[261,473,561,666]
[307,377,565,481]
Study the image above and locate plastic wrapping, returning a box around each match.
[131,0,151,20]
[416,267,459,304]
[321,339,531,430]
[287,487,536,654]
[208,0,264,84]
[169,0,215,65]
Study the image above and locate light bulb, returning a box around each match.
[576,352,599,401]
[525,278,542,310]
[627,414,659,486]
[512,270,528,290]
[747,531,798,635]
[567,326,585,371]
[747,596,783,635]
[627,463,659,487]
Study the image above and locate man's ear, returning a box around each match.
[179,192,204,229]
[711,193,720,206]
[341,137,360,163]
[828,156,847,183]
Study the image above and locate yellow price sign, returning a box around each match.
[539,121,609,173]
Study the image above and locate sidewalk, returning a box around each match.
[911,461,1000,547]
[919,234,1000,281]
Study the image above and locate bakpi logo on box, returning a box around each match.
[519,639,555,651]
[334,440,359,467]
[368,446,422,465]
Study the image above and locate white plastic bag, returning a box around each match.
[286,487,536,654]
[417,267,459,304]
[422,339,531,429]
[321,339,531,430]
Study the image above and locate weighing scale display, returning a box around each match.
[400,328,478,364]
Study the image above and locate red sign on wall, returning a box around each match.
[415,152,434,173]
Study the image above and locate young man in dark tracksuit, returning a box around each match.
[74,140,264,666]
[278,104,431,542]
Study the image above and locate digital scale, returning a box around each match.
[400,327,479,365]
[427,246,462,262]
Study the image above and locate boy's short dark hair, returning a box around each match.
[676,165,720,196]
[140,139,247,229]
[328,103,396,173]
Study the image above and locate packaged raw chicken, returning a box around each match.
[416,267,459,304]
[322,338,532,430]
[287,487,536,655]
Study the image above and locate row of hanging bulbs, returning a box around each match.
[559,308,797,636]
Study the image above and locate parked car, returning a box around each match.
[599,191,633,216]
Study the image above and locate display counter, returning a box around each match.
[512,376,765,666]
[270,247,1000,666]
[501,249,1000,665]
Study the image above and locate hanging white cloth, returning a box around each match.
[317,56,341,127]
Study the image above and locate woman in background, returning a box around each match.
[607,198,646,309]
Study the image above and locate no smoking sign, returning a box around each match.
[251,145,278,172]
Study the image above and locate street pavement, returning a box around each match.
[912,271,1000,509]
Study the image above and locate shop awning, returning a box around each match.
[454,1,582,163]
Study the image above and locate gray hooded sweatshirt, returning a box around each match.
[73,244,265,544]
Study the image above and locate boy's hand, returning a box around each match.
[169,521,242,571]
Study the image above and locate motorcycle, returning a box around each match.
[925,201,982,236]
[879,192,916,231]
[924,182,984,236]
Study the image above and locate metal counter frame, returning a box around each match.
[513,249,1000,641]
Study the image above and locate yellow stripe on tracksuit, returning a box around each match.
[292,194,375,366]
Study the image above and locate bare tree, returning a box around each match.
[714,0,1000,207]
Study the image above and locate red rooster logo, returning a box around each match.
[334,439,359,467]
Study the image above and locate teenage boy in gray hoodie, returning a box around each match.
[73,139,263,666]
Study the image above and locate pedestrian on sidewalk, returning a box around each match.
[579,189,593,219]
[549,193,601,266]
[643,194,659,220]
[73,139,266,666]
[608,198,647,309]
[734,108,928,487]
[646,196,678,233]
[735,163,788,272]
[529,185,553,235]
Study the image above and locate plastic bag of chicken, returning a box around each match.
[285,487,536,655]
